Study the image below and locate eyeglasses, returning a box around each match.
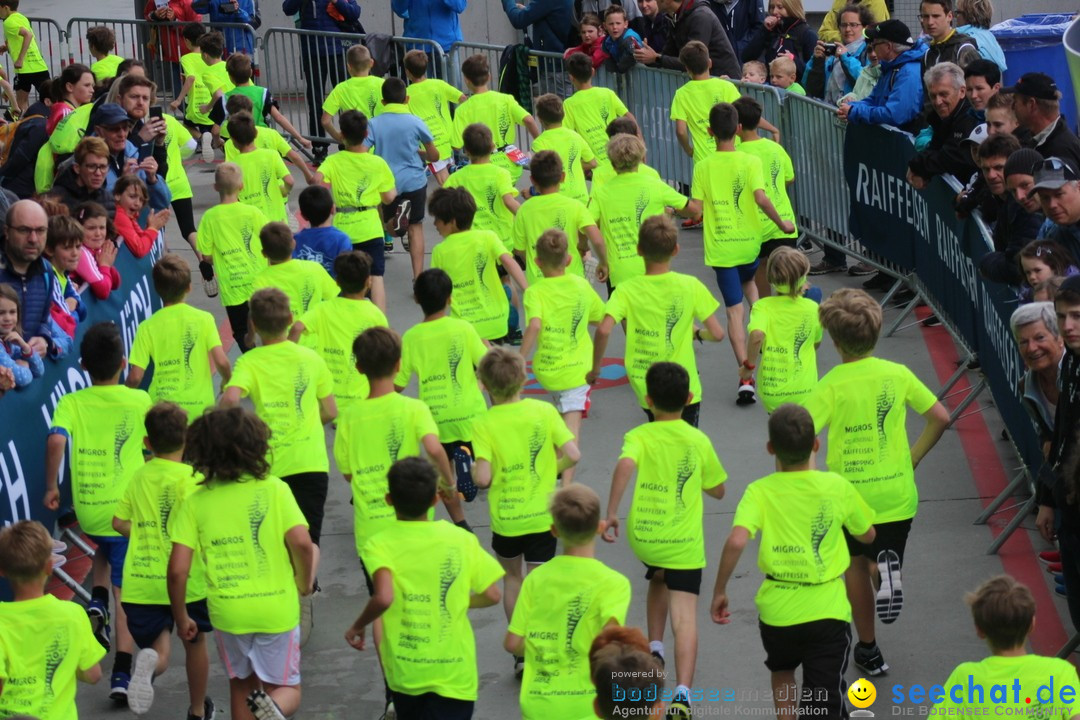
[7,225,47,236]
[1035,157,1080,179]
[81,163,108,174]
[839,22,862,28]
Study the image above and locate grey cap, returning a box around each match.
[1033,157,1080,191]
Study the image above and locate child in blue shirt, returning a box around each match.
[601,5,642,73]
[294,185,352,277]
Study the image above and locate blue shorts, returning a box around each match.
[352,238,386,277]
[122,599,213,649]
[713,262,760,307]
[87,535,129,588]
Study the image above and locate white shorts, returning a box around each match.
[215,626,301,687]
[551,384,590,414]
[428,159,450,174]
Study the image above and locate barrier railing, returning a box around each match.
[0,18,67,104]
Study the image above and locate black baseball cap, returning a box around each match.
[1002,73,1059,101]
[864,20,914,46]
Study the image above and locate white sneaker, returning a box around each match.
[127,648,158,715]
[200,132,214,163]
[299,592,314,648]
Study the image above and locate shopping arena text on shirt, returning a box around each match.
[892,677,1078,709]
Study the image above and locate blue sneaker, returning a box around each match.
[110,671,130,704]
[86,598,111,651]
[454,446,478,502]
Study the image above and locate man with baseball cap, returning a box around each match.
[84,102,170,212]
[838,20,927,134]
[1033,156,1080,259]
[1004,73,1080,172]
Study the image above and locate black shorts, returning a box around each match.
[844,518,913,563]
[492,530,556,563]
[392,692,473,720]
[759,237,798,261]
[14,70,49,93]
[352,238,386,276]
[208,97,226,126]
[122,599,212,650]
[643,565,702,595]
[384,186,427,225]
[644,402,700,428]
[188,121,214,135]
[759,618,851,720]
[281,471,329,546]
[497,253,525,280]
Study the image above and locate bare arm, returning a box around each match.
[287,320,306,344]
[710,526,749,624]
[584,225,608,281]
[112,517,132,537]
[77,664,103,684]
[15,28,31,66]
[381,189,397,205]
[270,106,311,148]
[499,253,528,291]
[753,189,795,234]
[523,116,541,139]
[587,316,616,383]
[676,199,702,218]
[474,458,492,489]
[759,117,780,143]
[504,631,525,655]
[285,524,319,596]
[171,76,195,109]
[601,457,636,542]
[125,365,146,389]
[911,401,949,469]
[675,120,693,158]
[470,583,501,608]
[285,149,316,185]
[167,543,195,638]
[699,314,727,343]
[220,385,243,407]
[741,329,765,381]
[43,434,67,510]
[345,567,394,650]
[319,394,337,425]
[519,316,542,360]
[853,525,876,545]
[556,439,580,477]
[502,193,521,215]
[423,141,440,163]
[321,112,344,145]
[210,346,232,386]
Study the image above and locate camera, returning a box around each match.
[823,43,839,55]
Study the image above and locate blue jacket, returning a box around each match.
[192,0,257,55]
[0,250,57,355]
[711,0,762,60]
[501,0,573,53]
[282,0,361,54]
[802,40,869,103]
[956,25,1007,72]
[847,41,927,132]
[103,140,172,214]
[392,0,465,52]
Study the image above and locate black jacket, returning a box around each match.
[1034,116,1080,175]
[656,0,741,78]
[48,163,111,215]
[630,12,672,55]
[1038,349,1080,531]
[922,31,981,72]
[0,101,49,199]
[710,0,762,60]
[742,16,817,79]
[975,193,1045,286]
[907,97,980,182]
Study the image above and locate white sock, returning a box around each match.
[649,641,664,658]
[676,684,691,701]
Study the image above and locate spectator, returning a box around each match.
[581,0,641,23]
[1011,302,1064,448]
[48,137,112,214]
[907,62,980,190]
[963,59,1000,115]
[838,20,927,134]
[742,0,817,80]
[985,92,1029,144]
[46,64,95,136]
[115,74,170,185]
[602,5,642,73]
[955,0,1006,72]
[564,13,609,68]
[0,365,14,397]
[803,3,873,105]
[919,0,980,72]
[0,200,57,358]
[975,136,1046,286]
[817,0,886,43]
[711,0,763,60]
[630,0,672,53]
[1004,74,1080,173]
[143,0,201,96]
[89,103,170,213]
[1034,159,1080,249]
[501,0,574,53]
[632,0,741,78]
[0,94,48,199]
[392,0,467,56]
[1004,148,1044,219]
[191,0,257,55]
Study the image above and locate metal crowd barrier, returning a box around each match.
[0,18,67,104]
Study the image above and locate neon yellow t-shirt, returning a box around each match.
[443,163,518,250]
[471,399,574,536]
[252,259,339,320]
[171,475,308,634]
[333,392,439,553]
[394,316,488,443]
[802,357,938,523]
[3,12,47,74]
[298,296,387,410]
[163,113,194,201]
[114,458,207,604]
[736,138,798,241]
[51,385,152,537]
[91,54,124,83]
[362,521,504,701]
[512,193,595,285]
[590,160,661,192]
[620,420,726,569]
[691,150,766,267]
[0,595,105,720]
[225,126,292,163]
[226,341,334,477]
[200,61,233,98]
[589,172,688,286]
[523,274,605,392]
[605,272,721,407]
[933,656,1080,719]
[563,86,628,162]
[746,296,822,412]
[129,303,223,420]
[323,75,384,118]
[407,78,462,160]
[319,149,396,244]
[233,147,290,222]
[531,126,595,205]
[451,91,530,181]
[431,229,510,340]
[670,77,741,164]
[509,555,631,720]
[734,469,874,626]
[195,202,268,307]
[48,103,92,156]
[180,52,211,125]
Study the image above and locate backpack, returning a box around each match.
[0,112,45,167]
[498,44,532,114]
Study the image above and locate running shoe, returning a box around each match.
[389,200,411,237]
[514,655,525,680]
[186,697,217,720]
[247,690,287,720]
[737,378,757,406]
[681,217,702,230]
[110,671,130,704]
[453,446,478,502]
[198,260,218,298]
[875,549,903,624]
[666,692,692,719]
[853,643,889,676]
[127,648,158,714]
[200,132,214,163]
[86,598,111,651]
[1041,551,1061,564]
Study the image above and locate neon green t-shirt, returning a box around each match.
[431,229,510,340]
[523,274,605,392]
[252,259,339,320]
[233,147,290,222]
[163,113,194,202]
[787,83,806,96]
[933,655,1080,719]
[115,458,207,604]
[394,316,488,443]
[746,296,822,412]
[362,521,504,701]
[509,555,631,720]
[802,357,938,523]
[0,595,105,720]
[323,75,384,118]
[200,61,233,98]
[589,172,688,287]
[471,399,575,536]
[670,77,741,164]
[563,86,628,163]
[195,202,268,307]
[3,12,47,74]
[691,150,766,267]
[225,126,292,163]
[443,163,518,250]
[91,54,124,83]
[512,193,595,285]
[226,341,334,477]
[620,420,726,569]
[297,296,388,410]
[407,78,462,161]
[605,272,721,407]
[320,149,396,244]
[171,475,308,634]
[48,103,92,156]
[734,469,874,626]
[531,126,595,205]
[333,392,439,553]
[180,52,211,125]
[451,91,530,182]
[737,138,797,241]
[129,303,223,420]
[51,385,152,537]
[590,160,661,192]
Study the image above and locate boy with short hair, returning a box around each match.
[222,53,311,151]
[171,22,213,160]
[601,5,641,73]
[195,162,269,353]
[0,0,49,112]
[985,92,1021,138]
[710,404,876,720]
[0,520,104,718]
[293,185,352,276]
[742,60,768,84]
[532,93,596,204]
[602,361,727,719]
[321,44,384,144]
[444,123,520,250]
[43,322,153,702]
[690,103,795,405]
[429,186,528,341]
[403,49,466,185]
[589,115,662,190]
[563,51,634,163]
[112,402,215,719]
[671,41,741,165]
[769,56,805,94]
[252,221,340,319]
[87,25,123,83]
[228,112,293,223]
[223,94,316,184]
[590,215,727,427]
[344,457,504,719]
[802,288,949,676]
[126,254,232,420]
[196,31,230,147]
[506,484,632,720]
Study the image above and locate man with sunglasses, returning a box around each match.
[837,20,926,134]
[0,199,59,358]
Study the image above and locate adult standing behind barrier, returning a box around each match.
[0,97,48,199]
[817,0,887,44]
[906,62,979,190]
[192,0,257,55]
[918,0,979,73]
[741,0,816,80]
[500,0,573,53]
[116,75,170,187]
[0,200,57,358]
[283,0,362,164]
[85,103,171,214]
[1004,73,1080,175]
[632,0,740,79]
[803,4,872,105]
[392,0,466,56]
[837,20,926,134]
[711,0,762,60]
[1011,302,1064,452]
[630,0,671,54]
[954,0,1005,72]
[143,0,202,94]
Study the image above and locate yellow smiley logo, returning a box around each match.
[848,678,877,709]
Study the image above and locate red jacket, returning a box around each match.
[563,37,610,69]
[114,208,158,259]
[144,0,201,63]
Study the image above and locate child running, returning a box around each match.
[531,93,596,205]
[321,44,384,142]
[671,41,741,166]
[292,185,352,276]
[403,49,465,186]
[563,51,633,164]
[252,222,340,320]
[228,112,293,223]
